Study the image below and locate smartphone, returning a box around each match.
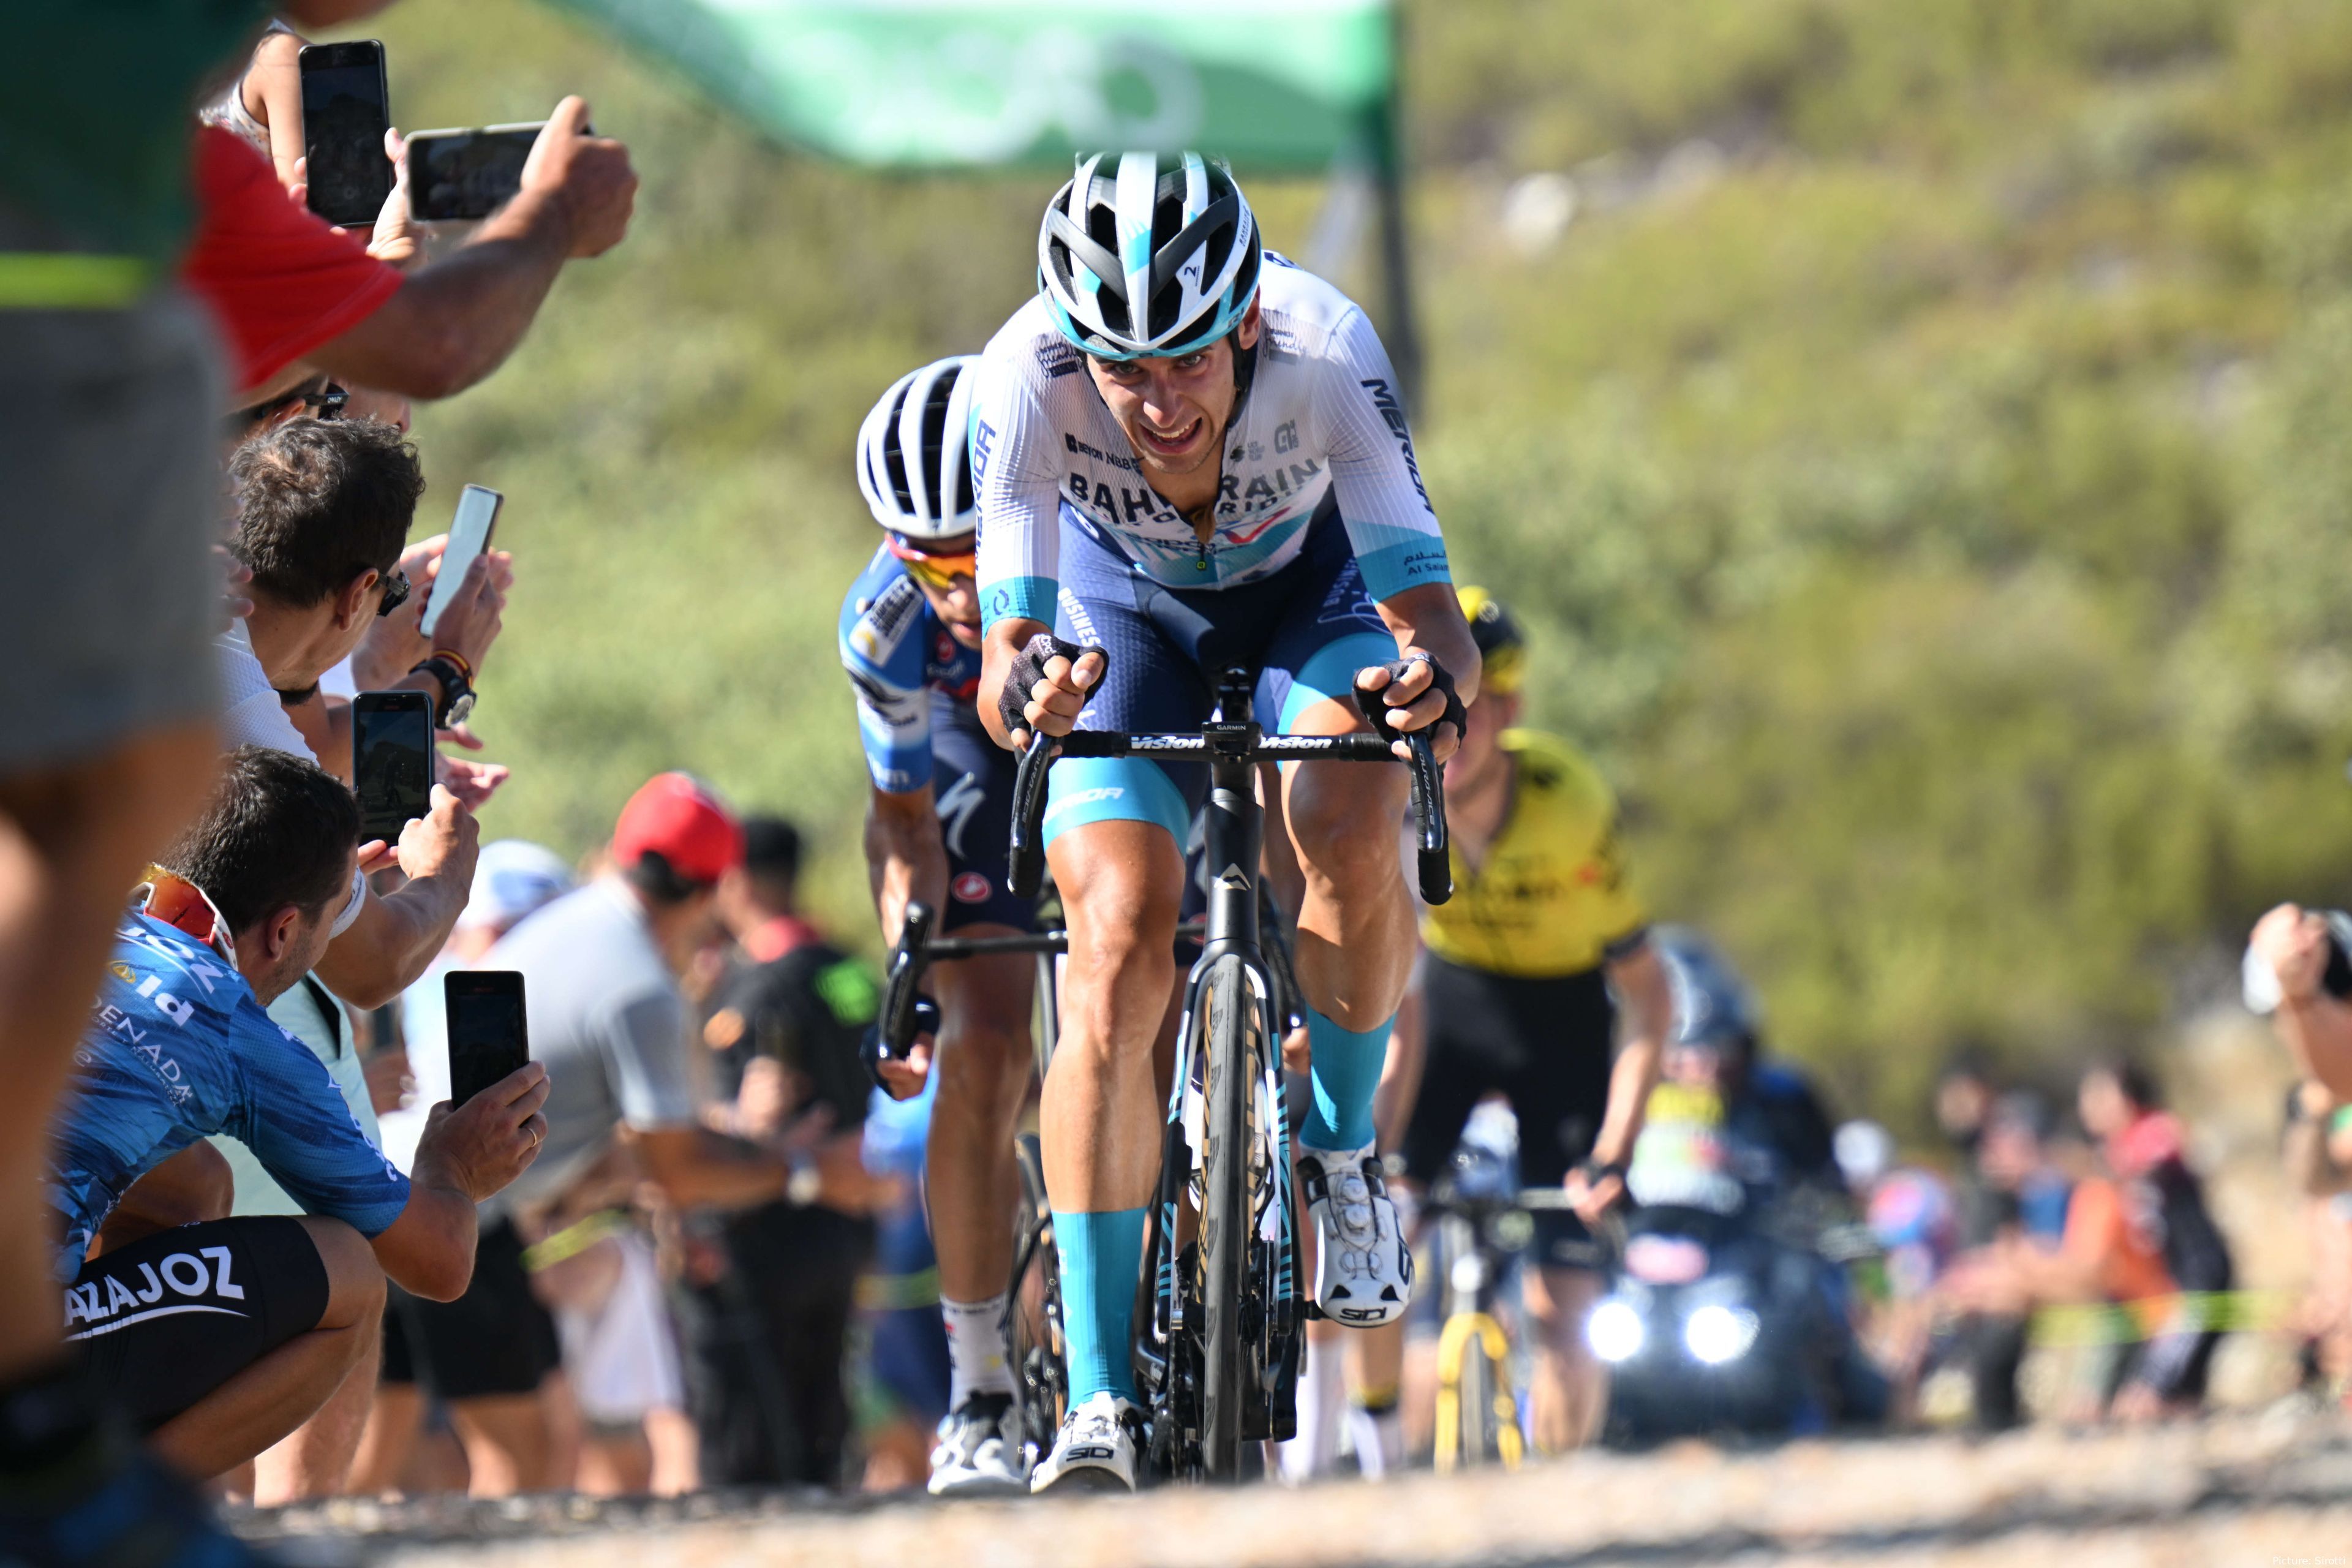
[299,41,394,227]
[446,970,529,1107]
[418,485,503,640]
[407,123,546,222]
[351,690,434,844]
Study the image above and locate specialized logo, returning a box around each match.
[951,871,992,905]
[1359,379,1432,510]
[934,770,988,862]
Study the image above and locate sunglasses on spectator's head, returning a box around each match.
[225,377,348,435]
[885,532,978,592]
[375,568,411,618]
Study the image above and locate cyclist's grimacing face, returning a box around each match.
[1085,306,1261,484]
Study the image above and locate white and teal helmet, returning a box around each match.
[1038,151,1264,361]
[856,355,980,541]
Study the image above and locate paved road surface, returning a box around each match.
[240,1404,2352,1567]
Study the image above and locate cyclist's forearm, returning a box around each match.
[1376,582,1482,707]
[865,791,949,944]
[1591,1031,1660,1169]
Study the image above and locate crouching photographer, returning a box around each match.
[46,747,548,1482]
[2246,905,2352,1099]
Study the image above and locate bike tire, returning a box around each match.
[1008,1133,1066,1466]
[1198,954,1256,1481]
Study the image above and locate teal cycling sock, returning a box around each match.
[1052,1207,1147,1404]
[1302,1009,1392,1152]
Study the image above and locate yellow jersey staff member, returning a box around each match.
[1392,587,1674,1454]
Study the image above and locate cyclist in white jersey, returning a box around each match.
[971,151,1480,1490]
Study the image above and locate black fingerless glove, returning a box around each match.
[998,633,1106,742]
[1353,653,1468,747]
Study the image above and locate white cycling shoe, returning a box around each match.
[1029,1392,1141,1494]
[928,1392,1027,1497]
[1300,1143,1414,1327]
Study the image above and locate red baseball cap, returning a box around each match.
[611,772,744,886]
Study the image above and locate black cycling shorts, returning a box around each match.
[927,696,1037,934]
[68,1216,330,1431]
[380,1216,559,1400]
[1401,956,1616,1270]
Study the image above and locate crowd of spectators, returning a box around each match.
[1836,1052,2239,1431]
[0,7,957,1551]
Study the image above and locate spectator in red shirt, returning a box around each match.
[183,94,636,406]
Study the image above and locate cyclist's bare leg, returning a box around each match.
[926,941,1036,1302]
[148,1216,386,1480]
[1038,819,1182,1427]
[1040,821,1184,1210]
[1276,695,1415,1033]
[1523,1263,1608,1452]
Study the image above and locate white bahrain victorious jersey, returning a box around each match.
[970,254,1451,631]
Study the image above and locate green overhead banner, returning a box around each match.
[543,0,1395,170]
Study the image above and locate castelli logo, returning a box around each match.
[951,872,991,904]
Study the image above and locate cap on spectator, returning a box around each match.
[461,840,574,932]
[613,772,744,887]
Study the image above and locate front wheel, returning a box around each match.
[1197,955,1260,1481]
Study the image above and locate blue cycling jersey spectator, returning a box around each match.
[43,747,549,1486]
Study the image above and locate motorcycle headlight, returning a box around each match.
[1683,1303,1760,1365]
[1586,1298,1646,1364]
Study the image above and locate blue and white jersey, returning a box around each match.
[47,911,411,1281]
[839,545,984,796]
[970,254,1453,631]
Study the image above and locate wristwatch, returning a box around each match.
[410,652,477,727]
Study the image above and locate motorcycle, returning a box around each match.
[1588,1086,1886,1444]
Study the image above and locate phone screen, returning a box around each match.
[447,971,529,1107]
[420,485,503,640]
[409,126,542,222]
[352,692,434,844]
[300,42,393,227]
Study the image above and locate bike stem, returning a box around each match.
[1200,666,1262,966]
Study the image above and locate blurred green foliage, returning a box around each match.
[348,0,2352,1128]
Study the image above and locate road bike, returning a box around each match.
[995,665,1450,1483]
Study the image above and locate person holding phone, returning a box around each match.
[2250,905,2352,1099]
[47,747,551,1485]
[222,417,507,1010]
[184,93,638,412]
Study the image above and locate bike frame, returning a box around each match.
[1003,665,1450,1482]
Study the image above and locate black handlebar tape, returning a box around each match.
[1006,737,1058,902]
[1408,731,1452,906]
[880,901,936,1052]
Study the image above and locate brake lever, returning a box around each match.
[1407,731,1452,905]
[1006,734,1058,902]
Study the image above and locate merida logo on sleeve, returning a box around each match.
[1359,379,1433,510]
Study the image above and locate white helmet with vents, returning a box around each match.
[1038,151,1263,361]
[856,355,980,541]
